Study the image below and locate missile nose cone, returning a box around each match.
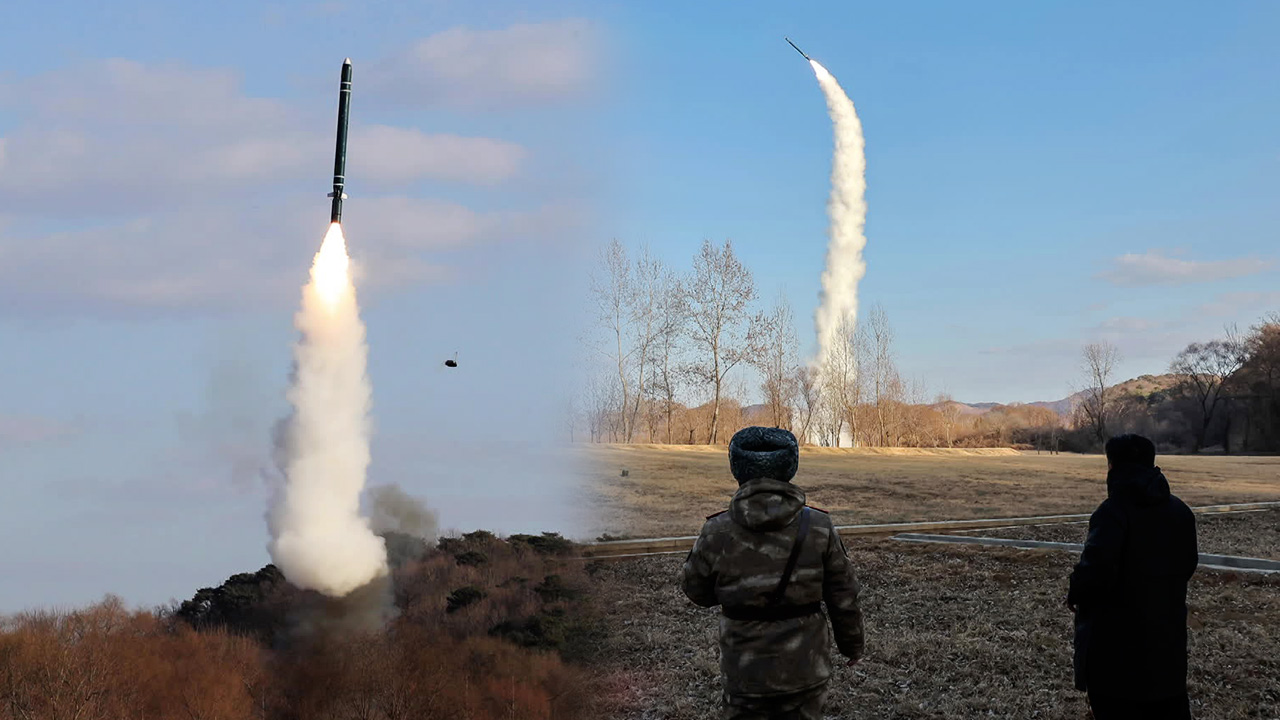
[343,57,352,65]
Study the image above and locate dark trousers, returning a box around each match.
[1088,690,1191,720]
[723,683,827,720]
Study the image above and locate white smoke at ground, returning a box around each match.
[368,483,439,570]
[368,483,439,541]
[267,223,388,598]
[809,60,868,398]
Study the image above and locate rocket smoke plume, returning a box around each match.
[268,222,388,597]
[808,60,868,375]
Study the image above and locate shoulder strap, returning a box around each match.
[770,507,811,606]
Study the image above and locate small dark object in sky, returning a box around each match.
[445,352,458,368]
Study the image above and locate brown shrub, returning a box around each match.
[1,530,603,720]
[0,596,264,719]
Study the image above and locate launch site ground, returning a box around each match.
[592,535,1279,719]
[581,445,1280,539]
[582,446,1280,719]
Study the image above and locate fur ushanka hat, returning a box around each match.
[728,426,800,484]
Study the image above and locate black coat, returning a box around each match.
[1068,465,1198,701]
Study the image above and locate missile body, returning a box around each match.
[328,58,352,223]
[785,37,811,61]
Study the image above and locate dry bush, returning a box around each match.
[1,531,602,720]
[0,596,265,719]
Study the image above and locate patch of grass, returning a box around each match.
[580,445,1280,538]
[588,541,1280,719]
[965,508,1280,560]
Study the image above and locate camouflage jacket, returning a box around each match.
[681,478,865,697]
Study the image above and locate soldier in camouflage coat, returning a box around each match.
[682,426,865,720]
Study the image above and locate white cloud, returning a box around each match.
[347,196,586,252]
[0,37,592,314]
[0,60,527,216]
[0,196,584,311]
[1098,250,1272,287]
[20,59,291,128]
[368,19,599,110]
[1194,291,1280,320]
[352,125,525,186]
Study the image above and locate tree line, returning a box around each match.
[575,239,931,447]
[576,239,1280,453]
[576,238,1061,449]
[1074,314,1280,453]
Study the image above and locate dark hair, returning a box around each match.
[1105,434,1156,468]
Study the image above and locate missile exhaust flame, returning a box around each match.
[268,222,387,598]
[267,59,388,600]
[313,223,351,308]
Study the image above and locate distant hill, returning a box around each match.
[1028,396,1078,417]
[959,374,1181,417]
[745,374,1181,422]
[1110,373,1180,398]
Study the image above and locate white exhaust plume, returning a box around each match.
[808,60,867,380]
[268,223,388,597]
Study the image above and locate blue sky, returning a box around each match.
[603,1,1279,403]
[1,1,1278,611]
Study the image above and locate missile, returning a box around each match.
[328,58,352,224]
[785,37,811,61]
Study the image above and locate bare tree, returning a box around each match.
[622,248,666,442]
[589,240,635,442]
[1169,332,1247,452]
[564,392,578,444]
[935,393,964,448]
[1079,341,1121,445]
[751,296,800,430]
[814,397,844,447]
[584,374,618,443]
[589,242,669,443]
[794,366,822,444]
[684,240,758,444]
[900,377,937,447]
[648,266,687,444]
[820,314,862,447]
[864,305,904,447]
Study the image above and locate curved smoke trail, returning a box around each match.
[268,223,388,597]
[809,60,867,375]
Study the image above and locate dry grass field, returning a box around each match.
[590,535,1280,719]
[958,508,1280,561]
[580,445,1280,539]
[578,445,1280,718]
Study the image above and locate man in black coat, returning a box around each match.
[1067,434,1198,719]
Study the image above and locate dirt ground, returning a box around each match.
[957,508,1280,561]
[588,537,1280,719]
[579,445,1280,539]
